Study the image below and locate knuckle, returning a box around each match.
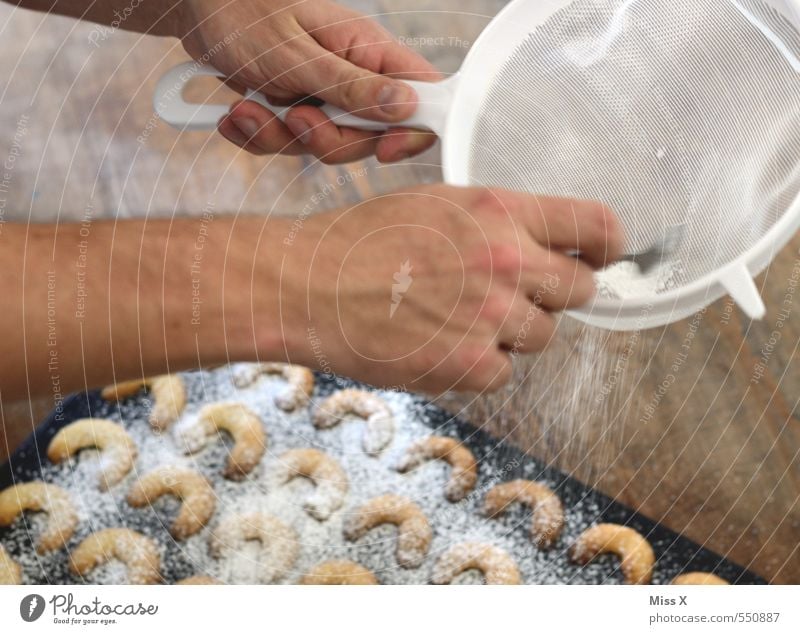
[473,188,519,218]
[480,292,514,324]
[354,44,385,72]
[488,243,524,274]
[482,242,525,275]
[338,79,358,106]
[509,306,554,353]
[547,262,594,306]
[335,71,366,106]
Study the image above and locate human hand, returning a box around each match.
[179,0,440,163]
[276,185,624,393]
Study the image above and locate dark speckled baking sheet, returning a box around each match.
[0,371,765,585]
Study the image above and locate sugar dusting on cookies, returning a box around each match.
[1,365,641,585]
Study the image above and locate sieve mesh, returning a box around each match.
[467,0,800,299]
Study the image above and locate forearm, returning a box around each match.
[0,213,289,402]
[6,0,187,37]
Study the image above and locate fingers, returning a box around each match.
[296,48,420,122]
[474,189,624,268]
[223,99,381,163]
[300,1,441,120]
[309,6,441,81]
[444,346,513,393]
[283,107,436,164]
[523,248,597,310]
[526,196,625,268]
[216,1,441,159]
[374,128,438,163]
[494,294,557,354]
[220,100,436,163]
[218,100,305,155]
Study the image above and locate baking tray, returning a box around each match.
[0,371,765,584]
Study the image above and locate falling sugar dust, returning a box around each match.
[449,316,652,488]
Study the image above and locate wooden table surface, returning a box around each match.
[1,0,797,583]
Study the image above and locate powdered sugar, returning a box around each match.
[596,260,682,300]
[431,542,521,585]
[1,365,648,584]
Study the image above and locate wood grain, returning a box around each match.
[0,0,797,582]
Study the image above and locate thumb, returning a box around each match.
[298,48,419,123]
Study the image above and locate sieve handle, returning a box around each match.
[154,62,452,135]
[719,263,766,320]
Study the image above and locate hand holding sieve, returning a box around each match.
[154,0,800,332]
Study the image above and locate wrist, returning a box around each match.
[221,214,310,366]
[155,214,291,369]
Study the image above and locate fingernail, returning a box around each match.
[285,118,312,144]
[231,116,260,139]
[406,131,435,153]
[378,83,414,117]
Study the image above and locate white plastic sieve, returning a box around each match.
[155,0,800,332]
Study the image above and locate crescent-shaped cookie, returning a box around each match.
[484,479,564,549]
[210,513,299,583]
[175,402,266,480]
[276,449,348,520]
[69,528,160,584]
[343,494,431,569]
[570,524,655,584]
[313,389,394,454]
[0,481,78,553]
[101,374,186,431]
[396,436,478,502]
[233,363,314,412]
[126,466,216,540]
[432,542,521,585]
[47,418,137,491]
